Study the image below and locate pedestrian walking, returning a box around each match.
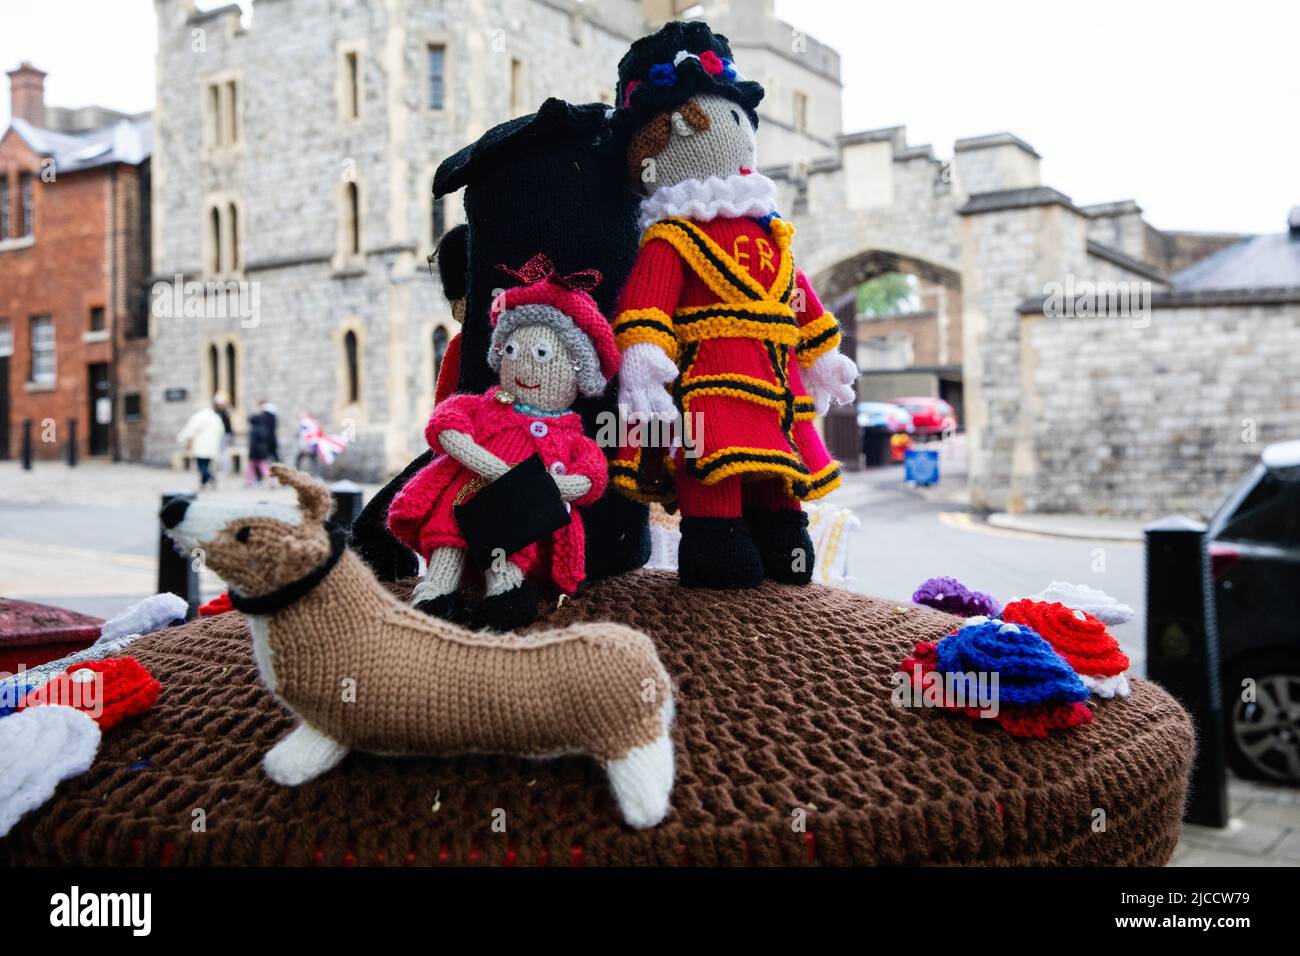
[213,391,234,481]
[246,400,279,487]
[176,396,227,492]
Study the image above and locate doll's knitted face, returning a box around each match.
[641,94,757,192]
[499,325,578,411]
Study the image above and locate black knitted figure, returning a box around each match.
[350,99,650,583]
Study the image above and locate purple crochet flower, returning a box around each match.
[912,576,1002,618]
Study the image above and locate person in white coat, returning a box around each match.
[177,398,227,491]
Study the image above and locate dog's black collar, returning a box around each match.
[228,522,347,615]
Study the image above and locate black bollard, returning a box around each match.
[329,480,365,529]
[66,417,78,467]
[21,418,33,471]
[1145,516,1229,828]
[159,491,200,620]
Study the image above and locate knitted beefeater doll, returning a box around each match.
[609,21,859,590]
[387,255,619,632]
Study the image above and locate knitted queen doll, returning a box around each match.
[387,255,619,631]
[608,21,859,589]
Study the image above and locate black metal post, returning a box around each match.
[21,418,33,471]
[330,480,365,529]
[1144,516,1229,828]
[159,491,200,620]
[66,417,78,467]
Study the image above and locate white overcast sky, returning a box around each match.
[2,0,1296,234]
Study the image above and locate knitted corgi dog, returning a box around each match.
[161,465,675,829]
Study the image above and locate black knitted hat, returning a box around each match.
[612,21,764,142]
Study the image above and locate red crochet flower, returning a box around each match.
[21,657,160,729]
[199,592,233,617]
[898,641,1092,739]
[1002,599,1129,677]
[698,50,725,76]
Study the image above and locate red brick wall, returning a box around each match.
[0,128,149,461]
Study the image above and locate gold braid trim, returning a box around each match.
[613,307,678,362]
[796,311,841,366]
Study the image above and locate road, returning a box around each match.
[0,451,1146,668]
[824,439,1147,671]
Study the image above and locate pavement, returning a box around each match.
[2,447,1296,864]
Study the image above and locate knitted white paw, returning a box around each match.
[605,698,675,829]
[263,723,348,786]
[0,705,100,837]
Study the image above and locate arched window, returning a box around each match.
[209,206,223,274]
[344,329,360,404]
[208,344,220,397]
[345,182,360,256]
[225,342,238,407]
[432,325,449,386]
[228,202,240,272]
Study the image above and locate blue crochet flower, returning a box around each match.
[721,58,737,79]
[935,620,1088,708]
[649,62,676,87]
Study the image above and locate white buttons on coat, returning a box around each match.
[529,421,548,438]
[549,461,566,476]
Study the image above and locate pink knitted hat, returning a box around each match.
[491,254,621,383]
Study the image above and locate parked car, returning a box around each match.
[892,397,957,438]
[1205,438,1300,783]
[856,401,914,433]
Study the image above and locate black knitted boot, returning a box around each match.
[413,591,469,624]
[678,517,764,589]
[745,507,815,585]
[471,578,542,632]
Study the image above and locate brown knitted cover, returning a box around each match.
[0,571,1193,866]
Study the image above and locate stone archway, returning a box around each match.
[810,247,966,438]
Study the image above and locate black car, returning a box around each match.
[1205,439,1300,783]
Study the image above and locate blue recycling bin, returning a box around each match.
[904,448,940,486]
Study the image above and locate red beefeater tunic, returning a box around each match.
[610,214,843,503]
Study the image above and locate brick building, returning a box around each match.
[0,63,152,462]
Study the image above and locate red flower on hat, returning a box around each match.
[698,50,724,76]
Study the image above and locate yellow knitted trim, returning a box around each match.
[770,231,795,305]
[610,455,675,504]
[787,459,842,500]
[796,311,841,366]
[643,219,768,304]
[687,445,806,485]
[679,373,789,413]
[675,313,800,347]
[614,307,679,362]
[794,396,817,420]
[676,299,794,319]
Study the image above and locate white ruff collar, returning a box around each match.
[639,173,779,231]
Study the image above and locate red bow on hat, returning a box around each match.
[496,254,602,293]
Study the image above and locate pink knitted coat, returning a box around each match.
[387,387,608,593]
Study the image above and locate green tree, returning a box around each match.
[857,272,918,318]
